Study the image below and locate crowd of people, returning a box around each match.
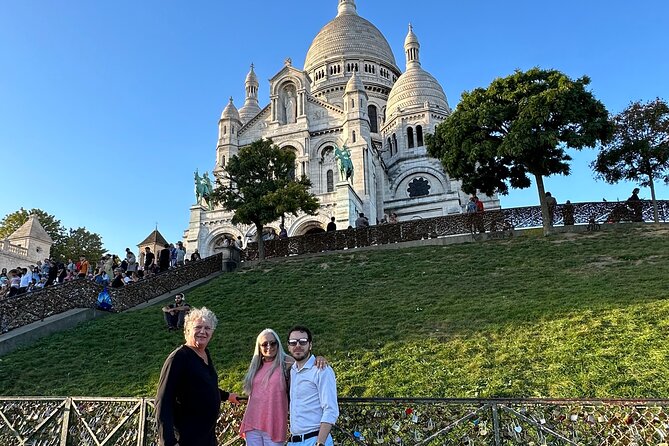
[155,305,338,446]
[0,241,204,299]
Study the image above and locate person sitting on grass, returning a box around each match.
[162,293,191,331]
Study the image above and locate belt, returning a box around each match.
[290,430,319,442]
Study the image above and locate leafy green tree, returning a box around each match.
[0,208,65,247]
[427,68,612,234]
[209,138,320,260]
[592,98,669,223]
[0,208,106,262]
[52,227,106,263]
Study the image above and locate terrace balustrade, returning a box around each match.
[2,396,669,445]
[244,200,669,261]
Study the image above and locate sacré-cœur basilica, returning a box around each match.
[184,0,499,256]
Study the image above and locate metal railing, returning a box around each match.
[244,200,669,261]
[2,396,669,445]
[0,254,223,334]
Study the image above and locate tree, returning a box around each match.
[52,227,106,263]
[0,208,106,262]
[426,68,612,234]
[0,208,65,247]
[209,138,320,260]
[592,98,669,223]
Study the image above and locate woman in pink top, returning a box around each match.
[240,329,326,446]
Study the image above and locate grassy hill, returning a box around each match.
[1,225,668,398]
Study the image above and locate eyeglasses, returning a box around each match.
[287,338,309,347]
[260,341,278,349]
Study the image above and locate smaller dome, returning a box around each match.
[387,25,450,117]
[345,71,365,94]
[245,64,258,86]
[387,70,449,116]
[404,24,419,47]
[221,97,240,121]
[239,102,261,124]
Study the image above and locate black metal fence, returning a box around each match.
[3,396,669,445]
[244,200,669,261]
[0,254,222,333]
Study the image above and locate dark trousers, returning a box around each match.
[164,311,186,329]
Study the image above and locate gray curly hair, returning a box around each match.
[183,307,218,340]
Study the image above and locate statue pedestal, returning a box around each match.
[335,182,363,228]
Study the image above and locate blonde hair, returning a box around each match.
[242,328,288,395]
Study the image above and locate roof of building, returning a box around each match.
[387,25,450,117]
[138,229,169,247]
[345,70,366,94]
[245,63,258,85]
[304,0,398,74]
[220,97,240,121]
[8,214,53,244]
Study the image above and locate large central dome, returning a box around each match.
[304,1,399,74]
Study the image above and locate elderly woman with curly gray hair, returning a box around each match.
[155,307,240,446]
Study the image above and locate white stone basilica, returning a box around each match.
[184,0,499,256]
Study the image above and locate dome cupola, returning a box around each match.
[239,64,261,124]
[304,0,400,98]
[220,97,240,121]
[386,25,450,118]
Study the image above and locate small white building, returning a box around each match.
[0,214,53,272]
[184,0,499,257]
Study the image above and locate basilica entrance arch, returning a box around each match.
[291,218,326,236]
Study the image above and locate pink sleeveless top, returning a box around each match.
[240,361,289,442]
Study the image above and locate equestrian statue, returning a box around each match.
[194,169,214,210]
[334,142,354,183]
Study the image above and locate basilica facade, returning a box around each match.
[184,0,499,256]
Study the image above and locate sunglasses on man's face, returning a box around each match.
[287,338,309,347]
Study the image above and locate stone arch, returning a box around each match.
[389,167,448,199]
[291,215,328,236]
[205,226,245,253]
[271,76,305,96]
[316,140,338,194]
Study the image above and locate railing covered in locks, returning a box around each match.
[243,200,669,261]
[3,396,669,445]
[0,253,223,334]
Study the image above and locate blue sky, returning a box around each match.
[1,0,668,257]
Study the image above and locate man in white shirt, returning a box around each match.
[287,326,339,446]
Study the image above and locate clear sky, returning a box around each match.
[1,0,668,257]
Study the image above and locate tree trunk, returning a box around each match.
[648,173,659,223]
[256,223,265,261]
[534,173,551,235]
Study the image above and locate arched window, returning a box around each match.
[368,105,378,133]
[386,137,392,155]
[221,155,226,167]
[407,127,415,148]
[416,125,424,147]
[352,131,356,143]
[392,133,398,155]
[351,98,355,109]
[223,126,227,135]
[326,169,334,192]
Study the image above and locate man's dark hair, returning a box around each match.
[288,325,312,342]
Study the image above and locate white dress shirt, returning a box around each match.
[289,354,339,435]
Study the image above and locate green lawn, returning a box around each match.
[1,225,668,398]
